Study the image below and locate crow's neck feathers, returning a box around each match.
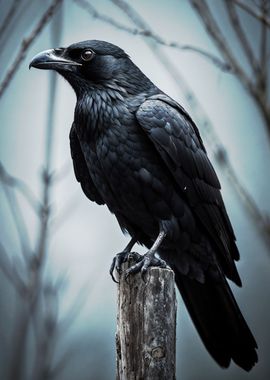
[74,82,153,137]
[72,62,158,135]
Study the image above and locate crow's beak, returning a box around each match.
[29,49,82,70]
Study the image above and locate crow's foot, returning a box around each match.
[125,252,167,282]
[110,251,141,283]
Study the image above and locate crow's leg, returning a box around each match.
[125,230,167,280]
[110,237,140,282]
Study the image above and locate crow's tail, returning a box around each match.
[163,253,258,371]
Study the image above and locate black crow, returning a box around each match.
[30,40,257,370]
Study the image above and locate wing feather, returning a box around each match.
[70,123,104,205]
[136,95,240,283]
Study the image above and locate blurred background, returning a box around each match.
[0,0,270,379]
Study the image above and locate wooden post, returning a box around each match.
[116,259,176,380]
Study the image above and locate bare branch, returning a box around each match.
[8,299,31,380]
[32,284,59,380]
[190,0,255,90]
[0,165,32,260]
[0,0,20,38]
[0,0,63,99]
[232,0,270,27]
[258,0,268,97]
[224,0,259,74]
[0,242,27,296]
[0,161,41,213]
[3,185,32,260]
[27,7,63,350]
[190,0,270,141]
[74,0,231,72]
[111,0,145,26]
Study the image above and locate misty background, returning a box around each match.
[0,0,270,379]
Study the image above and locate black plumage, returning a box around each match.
[30,40,257,370]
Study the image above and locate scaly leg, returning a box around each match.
[110,237,140,282]
[125,230,167,280]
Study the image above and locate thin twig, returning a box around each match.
[73,0,231,72]
[0,161,40,213]
[232,0,270,27]
[8,298,31,380]
[0,163,33,261]
[190,0,254,90]
[0,0,34,55]
[0,0,63,99]
[0,242,27,296]
[0,0,20,38]
[2,184,31,261]
[258,0,268,98]
[7,173,54,380]
[32,285,58,379]
[189,0,270,142]
[26,8,63,377]
[224,0,259,74]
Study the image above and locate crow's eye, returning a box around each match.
[81,50,94,61]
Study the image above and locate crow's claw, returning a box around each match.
[110,256,118,283]
[125,253,167,282]
[110,251,142,282]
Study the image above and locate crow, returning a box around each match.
[30,40,258,371]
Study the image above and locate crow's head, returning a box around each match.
[30,40,153,96]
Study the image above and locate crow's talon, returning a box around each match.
[127,251,142,262]
[110,251,128,282]
[110,251,142,282]
[124,260,144,279]
[110,256,118,283]
[124,253,167,281]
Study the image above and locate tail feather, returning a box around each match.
[173,269,258,371]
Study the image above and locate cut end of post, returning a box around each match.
[116,258,177,380]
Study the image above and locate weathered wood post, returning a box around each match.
[116,259,177,380]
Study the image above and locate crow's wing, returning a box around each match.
[136,94,240,284]
[70,123,104,205]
